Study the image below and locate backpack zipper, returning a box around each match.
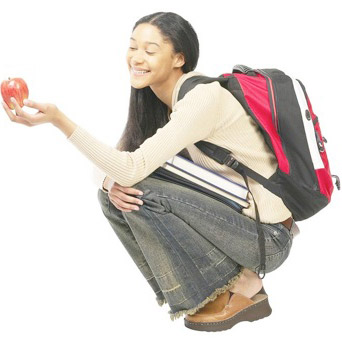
[255,69,279,133]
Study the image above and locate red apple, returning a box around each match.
[1,77,29,110]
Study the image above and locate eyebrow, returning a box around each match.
[130,37,160,47]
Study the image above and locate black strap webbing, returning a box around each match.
[195,141,282,198]
[240,170,266,279]
[194,140,269,278]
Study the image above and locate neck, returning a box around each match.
[150,69,184,110]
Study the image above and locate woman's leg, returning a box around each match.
[97,188,167,307]
[98,175,293,321]
[229,267,263,298]
[129,176,293,276]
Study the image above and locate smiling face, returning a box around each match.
[126,23,185,90]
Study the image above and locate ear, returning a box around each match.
[174,52,185,68]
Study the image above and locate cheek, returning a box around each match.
[126,52,131,63]
[152,57,169,70]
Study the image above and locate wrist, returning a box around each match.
[53,111,78,138]
[52,109,65,127]
[103,176,114,192]
[102,176,109,192]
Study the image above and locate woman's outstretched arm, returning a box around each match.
[2,82,222,188]
[65,81,222,187]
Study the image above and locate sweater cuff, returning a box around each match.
[92,166,107,191]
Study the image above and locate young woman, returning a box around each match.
[2,11,298,332]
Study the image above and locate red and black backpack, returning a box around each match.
[175,65,340,278]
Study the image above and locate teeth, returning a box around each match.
[132,68,149,74]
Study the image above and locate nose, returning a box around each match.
[130,49,146,65]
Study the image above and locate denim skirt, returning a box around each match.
[97,174,293,321]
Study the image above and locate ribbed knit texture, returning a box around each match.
[68,71,292,223]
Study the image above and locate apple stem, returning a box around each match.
[8,77,10,80]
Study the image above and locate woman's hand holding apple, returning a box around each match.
[0,76,60,126]
[1,77,29,110]
[2,97,62,127]
[1,77,75,136]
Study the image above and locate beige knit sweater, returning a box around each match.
[68,70,292,224]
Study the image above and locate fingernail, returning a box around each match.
[134,206,140,211]
[139,191,144,195]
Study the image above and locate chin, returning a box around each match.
[129,69,155,88]
[130,82,150,90]
[131,85,150,90]
[130,78,152,89]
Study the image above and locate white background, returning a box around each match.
[1,0,341,338]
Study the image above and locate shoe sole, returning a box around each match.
[184,293,272,332]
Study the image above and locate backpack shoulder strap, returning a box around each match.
[177,75,228,102]
[195,140,282,197]
[177,74,282,198]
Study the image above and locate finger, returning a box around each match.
[2,101,32,126]
[10,97,32,122]
[109,195,140,210]
[110,190,143,205]
[12,97,49,124]
[110,200,133,212]
[117,206,133,212]
[23,99,47,112]
[122,186,144,196]
[114,182,137,193]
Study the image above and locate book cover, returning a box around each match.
[165,155,249,201]
[161,162,249,208]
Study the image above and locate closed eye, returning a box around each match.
[129,47,155,55]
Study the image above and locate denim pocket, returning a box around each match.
[265,238,292,273]
[273,222,294,242]
[261,222,293,263]
[263,222,292,243]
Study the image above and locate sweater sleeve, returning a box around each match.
[67,82,221,187]
[92,166,116,192]
[92,166,107,189]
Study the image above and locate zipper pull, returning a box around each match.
[332,175,340,190]
[315,130,324,152]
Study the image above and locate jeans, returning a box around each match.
[97,175,293,321]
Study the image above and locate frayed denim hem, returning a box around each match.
[167,266,245,321]
[156,297,167,307]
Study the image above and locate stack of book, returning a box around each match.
[150,154,250,212]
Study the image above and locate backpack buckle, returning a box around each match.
[224,155,240,169]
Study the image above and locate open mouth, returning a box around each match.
[131,68,151,76]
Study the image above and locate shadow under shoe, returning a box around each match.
[184,287,272,332]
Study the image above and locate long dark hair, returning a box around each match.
[115,12,200,152]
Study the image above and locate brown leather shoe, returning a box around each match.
[184,287,272,332]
